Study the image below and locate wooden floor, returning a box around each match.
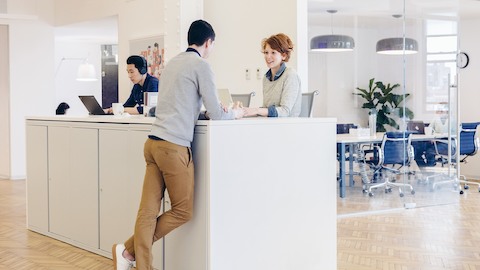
[2,179,480,269]
[0,179,112,270]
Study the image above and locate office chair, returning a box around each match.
[364,131,416,197]
[431,122,480,194]
[299,90,319,117]
[231,91,256,107]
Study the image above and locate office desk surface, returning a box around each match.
[337,132,449,143]
[26,115,336,126]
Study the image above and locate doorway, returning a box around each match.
[101,44,119,108]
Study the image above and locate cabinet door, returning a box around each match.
[99,129,131,252]
[26,124,48,232]
[98,129,164,268]
[69,127,99,248]
[165,129,208,270]
[48,126,71,238]
[48,126,99,248]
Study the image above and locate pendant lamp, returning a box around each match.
[376,37,418,55]
[76,61,97,81]
[55,57,98,81]
[376,15,418,55]
[310,10,355,52]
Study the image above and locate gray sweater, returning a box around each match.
[150,51,235,147]
[263,67,302,117]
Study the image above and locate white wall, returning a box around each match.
[54,41,103,115]
[7,19,55,179]
[0,24,10,179]
[457,17,480,179]
[204,0,308,108]
[0,0,56,179]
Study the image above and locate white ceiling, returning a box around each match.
[308,0,480,27]
[55,15,118,43]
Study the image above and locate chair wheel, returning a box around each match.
[362,189,368,194]
[464,185,470,190]
[460,190,464,195]
[411,190,415,195]
[368,192,374,197]
[399,193,404,197]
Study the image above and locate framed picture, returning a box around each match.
[129,35,165,79]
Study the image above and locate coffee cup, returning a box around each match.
[112,103,124,116]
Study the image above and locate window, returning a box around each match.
[425,20,457,111]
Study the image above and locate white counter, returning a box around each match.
[26,116,337,270]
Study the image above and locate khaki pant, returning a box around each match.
[124,138,194,269]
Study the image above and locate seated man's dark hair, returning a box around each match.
[126,55,147,74]
[188,20,215,46]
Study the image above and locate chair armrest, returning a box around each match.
[474,137,480,156]
[368,145,383,166]
[408,145,415,162]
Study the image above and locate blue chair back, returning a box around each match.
[382,131,413,165]
[459,122,480,155]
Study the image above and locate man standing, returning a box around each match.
[112,20,245,270]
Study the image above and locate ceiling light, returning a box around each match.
[376,37,418,55]
[310,10,355,52]
[376,15,418,55]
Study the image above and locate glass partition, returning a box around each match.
[309,0,462,216]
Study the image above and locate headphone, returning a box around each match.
[139,56,147,75]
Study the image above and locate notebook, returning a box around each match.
[217,88,233,107]
[79,95,110,115]
[407,121,425,134]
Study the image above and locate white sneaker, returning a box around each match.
[112,243,134,270]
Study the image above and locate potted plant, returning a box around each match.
[354,78,414,132]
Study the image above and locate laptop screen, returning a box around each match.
[78,95,107,115]
[407,121,425,134]
[217,88,233,107]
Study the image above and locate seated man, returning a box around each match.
[107,55,159,115]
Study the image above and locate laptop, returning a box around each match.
[217,88,233,107]
[407,121,425,134]
[79,95,109,115]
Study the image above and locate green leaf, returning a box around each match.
[356,78,414,132]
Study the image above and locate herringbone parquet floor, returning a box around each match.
[2,178,480,269]
[0,179,112,270]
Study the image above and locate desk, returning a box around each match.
[336,132,448,198]
[26,116,337,270]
